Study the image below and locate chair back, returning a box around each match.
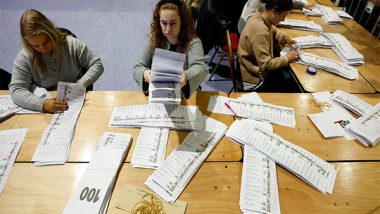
[225,30,244,93]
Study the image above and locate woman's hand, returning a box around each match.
[143,70,152,82]
[286,50,299,63]
[285,38,297,46]
[43,98,68,113]
[179,72,187,88]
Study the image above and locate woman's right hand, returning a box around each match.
[286,50,299,63]
[143,70,152,82]
[43,98,68,113]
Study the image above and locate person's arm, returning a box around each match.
[72,37,104,88]
[9,50,46,111]
[251,34,288,76]
[182,37,207,99]
[133,39,154,95]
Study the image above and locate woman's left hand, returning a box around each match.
[179,72,187,88]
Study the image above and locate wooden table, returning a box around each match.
[230,93,380,161]
[0,162,242,214]
[0,90,242,162]
[279,2,379,93]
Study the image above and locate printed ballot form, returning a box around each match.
[63,132,132,214]
[32,82,85,166]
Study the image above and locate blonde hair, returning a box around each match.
[20,9,67,73]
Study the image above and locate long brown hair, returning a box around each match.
[150,0,196,53]
[20,9,67,73]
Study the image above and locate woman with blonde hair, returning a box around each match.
[133,0,207,99]
[9,9,103,113]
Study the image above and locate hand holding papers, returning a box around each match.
[0,128,28,194]
[63,132,132,214]
[226,119,337,194]
[32,82,86,166]
[150,48,186,104]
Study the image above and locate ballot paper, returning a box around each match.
[308,109,355,140]
[0,95,21,121]
[297,51,358,80]
[226,120,337,194]
[0,128,28,194]
[345,103,380,147]
[321,33,364,65]
[131,127,169,169]
[330,90,372,116]
[32,82,85,166]
[302,6,323,16]
[335,10,353,19]
[115,185,187,214]
[293,35,333,49]
[279,19,323,32]
[63,132,132,214]
[316,5,343,24]
[145,116,227,202]
[241,147,280,214]
[109,104,204,131]
[207,95,296,128]
[149,48,185,104]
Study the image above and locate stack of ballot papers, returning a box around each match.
[241,146,280,214]
[149,48,185,104]
[330,90,373,116]
[131,127,169,169]
[298,51,358,80]
[293,35,333,48]
[321,33,364,65]
[32,82,85,166]
[63,132,132,214]
[345,103,380,147]
[302,6,322,16]
[279,19,323,32]
[115,185,187,214]
[335,10,353,19]
[226,119,337,194]
[0,95,21,121]
[145,116,227,202]
[207,95,296,127]
[316,5,343,24]
[109,104,204,131]
[0,128,28,194]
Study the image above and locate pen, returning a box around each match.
[224,102,237,116]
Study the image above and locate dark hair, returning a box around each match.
[261,0,293,12]
[151,0,196,53]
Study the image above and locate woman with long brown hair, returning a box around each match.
[133,0,207,99]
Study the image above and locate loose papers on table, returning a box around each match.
[321,33,364,65]
[0,95,20,121]
[0,128,27,194]
[149,48,185,104]
[63,132,132,214]
[331,90,372,116]
[279,19,323,32]
[298,51,358,80]
[207,95,296,127]
[131,127,169,169]
[316,5,343,24]
[345,103,380,147]
[32,82,86,166]
[226,119,337,194]
[293,35,333,49]
[145,116,227,202]
[109,104,204,131]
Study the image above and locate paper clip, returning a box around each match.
[310,98,332,111]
